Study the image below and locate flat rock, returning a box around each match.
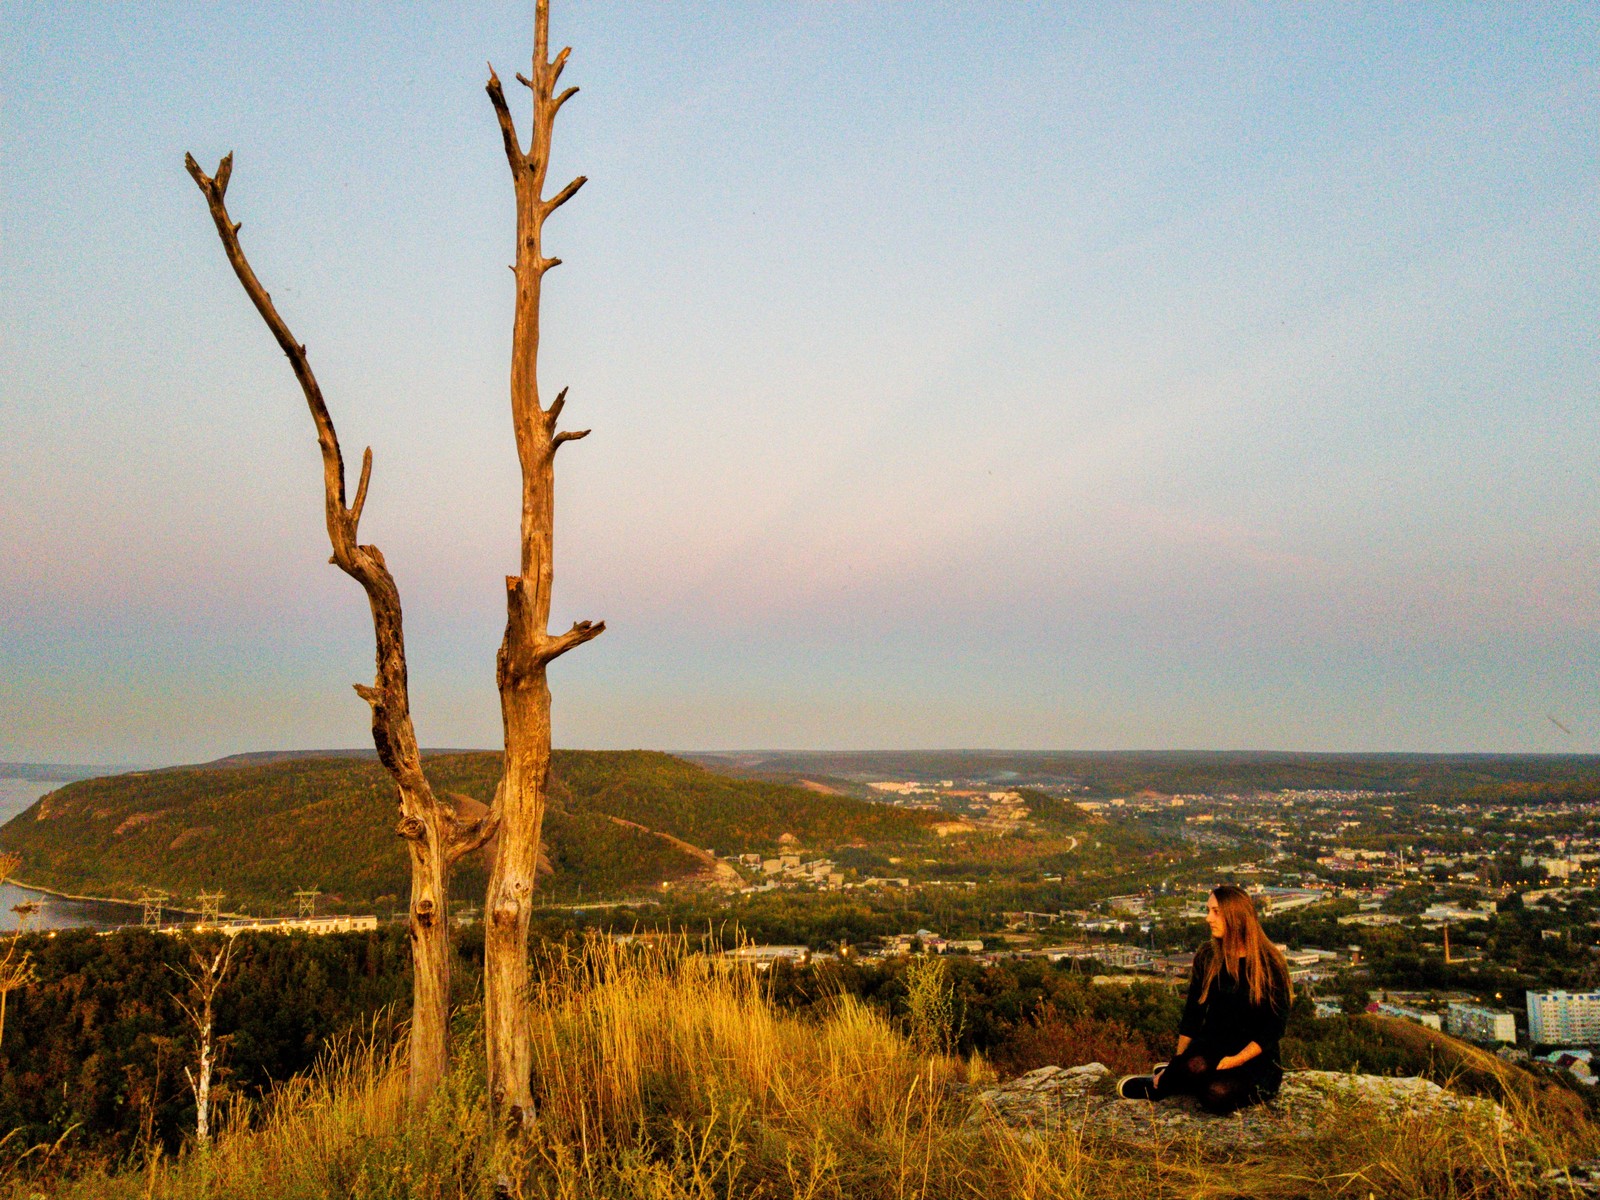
[968,1062,1511,1152]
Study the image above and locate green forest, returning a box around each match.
[0,929,428,1165]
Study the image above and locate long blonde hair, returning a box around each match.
[1199,884,1291,1008]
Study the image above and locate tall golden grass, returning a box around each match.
[24,934,1599,1199]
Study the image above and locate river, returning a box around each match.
[0,880,143,933]
[0,775,145,932]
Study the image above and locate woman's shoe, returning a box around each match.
[1116,1074,1157,1101]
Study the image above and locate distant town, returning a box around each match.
[671,760,1600,1084]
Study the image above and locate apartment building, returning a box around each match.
[1447,1002,1517,1044]
[1526,990,1600,1045]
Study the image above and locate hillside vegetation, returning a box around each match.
[0,751,937,913]
[8,926,1598,1184]
[553,750,942,850]
[24,936,1597,1200]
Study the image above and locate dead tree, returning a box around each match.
[183,157,495,1107]
[172,937,236,1145]
[0,853,38,1053]
[482,0,605,1126]
[0,927,33,1055]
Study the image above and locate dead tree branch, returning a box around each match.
[183,154,458,1108]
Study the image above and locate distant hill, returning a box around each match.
[0,762,147,783]
[0,750,937,913]
[193,748,481,769]
[688,749,1600,801]
[551,751,940,850]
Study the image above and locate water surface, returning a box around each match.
[1,775,146,931]
[0,880,142,933]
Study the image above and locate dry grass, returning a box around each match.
[509,934,971,1197]
[21,936,1600,1200]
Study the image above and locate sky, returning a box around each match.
[2,2,1597,764]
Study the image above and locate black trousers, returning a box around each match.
[1150,1047,1279,1115]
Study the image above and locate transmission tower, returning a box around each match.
[293,888,320,920]
[138,888,171,929]
[197,891,225,926]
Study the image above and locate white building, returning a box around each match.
[1257,889,1325,913]
[1377,1003,1441,1031]
[1447,1002,1517,1044]
[209,914,378,937]
[1422,901,1497,923]
[1085,944,1151,970]
[725,945,809,969]
[1527,990,1600,1045]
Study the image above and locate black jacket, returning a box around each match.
[1179,942,1289,1075]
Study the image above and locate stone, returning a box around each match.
[967,1062,1511,1152]
[965,1064,1600,1196]
[1542,1160,1600,1196]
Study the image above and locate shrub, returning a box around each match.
[903,955,962,1057]
[993,1003,1155,1078]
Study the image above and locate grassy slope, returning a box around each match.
[36,940,1598,1200]
[0,751,935,912]
[552,750,940,852]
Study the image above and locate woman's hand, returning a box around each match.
[1216,1042,1263,1072]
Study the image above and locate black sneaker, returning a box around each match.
[1116,1074,1157,1101]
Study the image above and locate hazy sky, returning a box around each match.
[3,3,1596,763]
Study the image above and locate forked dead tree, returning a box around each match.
[482,0,605,1126]
[183,156,495,1107]
[184,0,600,1123]
[172,936,236,1145]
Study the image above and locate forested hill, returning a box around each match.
[691,749,1600,801]
[0,750,938,913]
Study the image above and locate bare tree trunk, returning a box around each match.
[483,0,605,1127]
[182,161,496,1108]
[192,999,214,1142]
[174,938,235,1146]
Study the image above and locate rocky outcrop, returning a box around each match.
[969,1063,1600,1194]
[969,1063,1508,1150]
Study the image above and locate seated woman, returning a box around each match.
[1118,883,1291,1114]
